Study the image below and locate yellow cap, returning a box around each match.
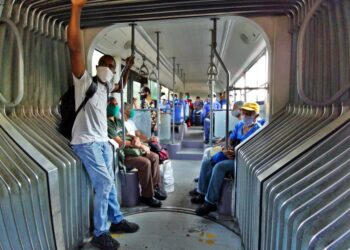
[241,102,260,114]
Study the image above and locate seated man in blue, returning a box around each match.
[191,102,262,216]
[203,93,221,144]
[159,96,171,113]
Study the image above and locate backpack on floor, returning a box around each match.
[58,76,99,139]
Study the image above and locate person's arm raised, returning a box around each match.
[67,0,86,79]
[112,56,134,92]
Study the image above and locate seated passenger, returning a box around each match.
[107,102,166,208]
[190,101,243,184]
[190,102,262,216]
[159,96,171,113]
[192,96,204,125]
[203,93,222,144]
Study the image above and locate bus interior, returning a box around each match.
[0,0,349,249]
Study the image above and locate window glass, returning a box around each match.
[162,86,169,99]
[92,50,104,76]
[149,80,159,100]
[133,81,141,99]
[232,51,268,104]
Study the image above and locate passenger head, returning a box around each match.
[185,92,190,99]
[179,92,184,99]
[124,102,136,120]
[96,55,116,83]
[140,86,151,100]
[196,96,200,101]
[107,97,120,119]
[231,101,244,120]
[161,95,167,104]
[240,102,260,126]
[207,93,216,101]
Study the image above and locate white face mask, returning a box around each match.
[97,66,114,83]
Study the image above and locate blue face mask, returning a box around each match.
[243,115,255,126]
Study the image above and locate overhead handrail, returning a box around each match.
[139,56,149,78]
[148,66,158,82]
[0,17,24,108]
[297,0,350,106]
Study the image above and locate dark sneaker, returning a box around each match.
[91,232,120,250]
[204,140,209,144]
[195,202,217,216]
[191,194,205,204]
[110,219,139,233]
[154,187,167,201]
[189,188,200,196]
[140,197,162,208]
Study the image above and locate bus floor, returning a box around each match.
[82,128,243,250]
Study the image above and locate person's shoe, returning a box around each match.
[140,196,162,208]
[195,202,217,216]
[189,188,200,196]
[154,186,167,201]
[91,232,120,250]
[194,177,199,183]
[110,219,139,233]
[191,194,205,204]
[204,140,209,144]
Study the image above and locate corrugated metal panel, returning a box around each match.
[235,106,350,249]
[3,0,309,29]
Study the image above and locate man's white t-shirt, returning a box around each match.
[124,119,138,137]
[71,71,114,145]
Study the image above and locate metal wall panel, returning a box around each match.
[235,107,350,250]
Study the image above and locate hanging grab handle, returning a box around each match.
[0,17,24,107]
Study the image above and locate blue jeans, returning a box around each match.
[197,158,235,204]
[204,118,210,141]
[72,142,124,237]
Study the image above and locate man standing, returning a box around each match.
[68,1,138,249]
[203,93,221,144]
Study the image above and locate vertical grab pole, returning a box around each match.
[211,18,231,149]
[156,31,161,137]
[172,57,176,144]
[120,23,136,149]
[209,29,215,147]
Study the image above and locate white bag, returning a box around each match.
[160,160,174,193]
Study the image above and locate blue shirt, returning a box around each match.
[229,121,262,143]
[211,121,262,164]
[203,101,221,118]
[160,103,171,113]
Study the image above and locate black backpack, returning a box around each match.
[58,76,99,139]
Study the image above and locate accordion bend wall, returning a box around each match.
[235,105,350,250]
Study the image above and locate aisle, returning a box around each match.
[81,127,243,249]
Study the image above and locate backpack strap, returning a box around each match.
[74,77,98,118]
[74,76,110,118]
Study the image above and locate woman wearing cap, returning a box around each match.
[140,86,158,134]
[190,102,262,216]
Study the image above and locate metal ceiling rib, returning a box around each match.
[12,0,307,28]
